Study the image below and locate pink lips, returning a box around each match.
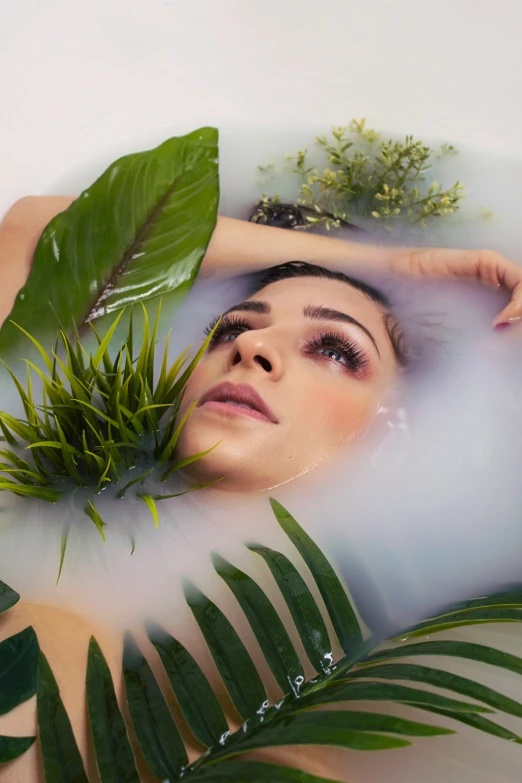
[198,381,278,423]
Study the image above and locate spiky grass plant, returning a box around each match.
[0,303,217,542]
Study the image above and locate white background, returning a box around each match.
[0,0,521,216]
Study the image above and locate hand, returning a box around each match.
[394,246,522,329]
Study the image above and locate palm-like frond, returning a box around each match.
[9,499,518,782]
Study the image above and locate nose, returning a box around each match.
[227,328,285,379]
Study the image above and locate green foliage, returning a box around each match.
[253,119,465,231]
[26,501,522,782]
[87,637,140,782]
[37,652,89,782]
[0,304,218,543]
[0,626,38,722]
[0,127,219,359]
[0,580,38,765]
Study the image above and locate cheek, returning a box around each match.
[182,355,221,402]
[305,383,380,445]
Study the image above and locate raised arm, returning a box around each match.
[2,196,522,328]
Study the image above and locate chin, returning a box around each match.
[178,441,283,494]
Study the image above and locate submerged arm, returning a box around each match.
[1,196,522,327]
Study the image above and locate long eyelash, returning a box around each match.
[308,331,368,372]
[204,314,251,346]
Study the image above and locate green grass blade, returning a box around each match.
[134,304,150,391]
[184,581,268,719]
[122,634,188,780]
[270,498,363,655]
[148,624,229,748]
[10,322,54,371]
[71,400,119,428]
[0,627,39,715]
[343,662,522,720]
[162,330,215,407]
[0,466,48,486]
[0,417,16,445]
[248,544,333,674]
[0,481,62,502]
[147,301,162,392]
[152,480,216,500]
[0,735,35,765]
[138,494,159,528]
[84,501,107,543]
[187,760,341,782]
[91,309,125,369]
[159,442,220,481]
[212,553,305,697]
[54,418,84,485]
[0,361,33,422]
[0,580,20,615]
[56,528,69,586]
[157,400,198,462]
[116,468,154,499]
[86,636,139,783]
[37,652,89,782]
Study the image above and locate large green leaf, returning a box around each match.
[187,760,340,782]
[86,636,139,783]
[270,498,363,655]
[0,127,219,356]
[212,553,305,696]
[0,735,35,765]
[148,623,229,748]
[184,581,268,719]
[0,580,19,615]
[122,633,188,780]
[37,652,88,782]
[248,544,333,674]
[0,626,39,715]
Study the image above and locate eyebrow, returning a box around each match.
[223,300,381,357]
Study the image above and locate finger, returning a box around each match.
[493,280,522,328]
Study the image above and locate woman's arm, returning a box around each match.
[205,218,522,327]
[2,197,522,327]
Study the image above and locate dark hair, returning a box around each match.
[254,260,406,365]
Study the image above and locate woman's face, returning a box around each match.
[176,276,399,492]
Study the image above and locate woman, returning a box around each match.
[1,196,522,782]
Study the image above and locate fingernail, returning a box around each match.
[495,322,511,331]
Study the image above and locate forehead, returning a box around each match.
[251,276,387,329]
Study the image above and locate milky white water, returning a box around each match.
[1,127,522,781]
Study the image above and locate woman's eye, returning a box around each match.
[319,347,344,363]
[223,331,242,342]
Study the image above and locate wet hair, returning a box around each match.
[254,260,406,365]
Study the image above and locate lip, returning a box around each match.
[198,381,278,424]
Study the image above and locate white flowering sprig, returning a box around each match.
[252,120,465,231]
